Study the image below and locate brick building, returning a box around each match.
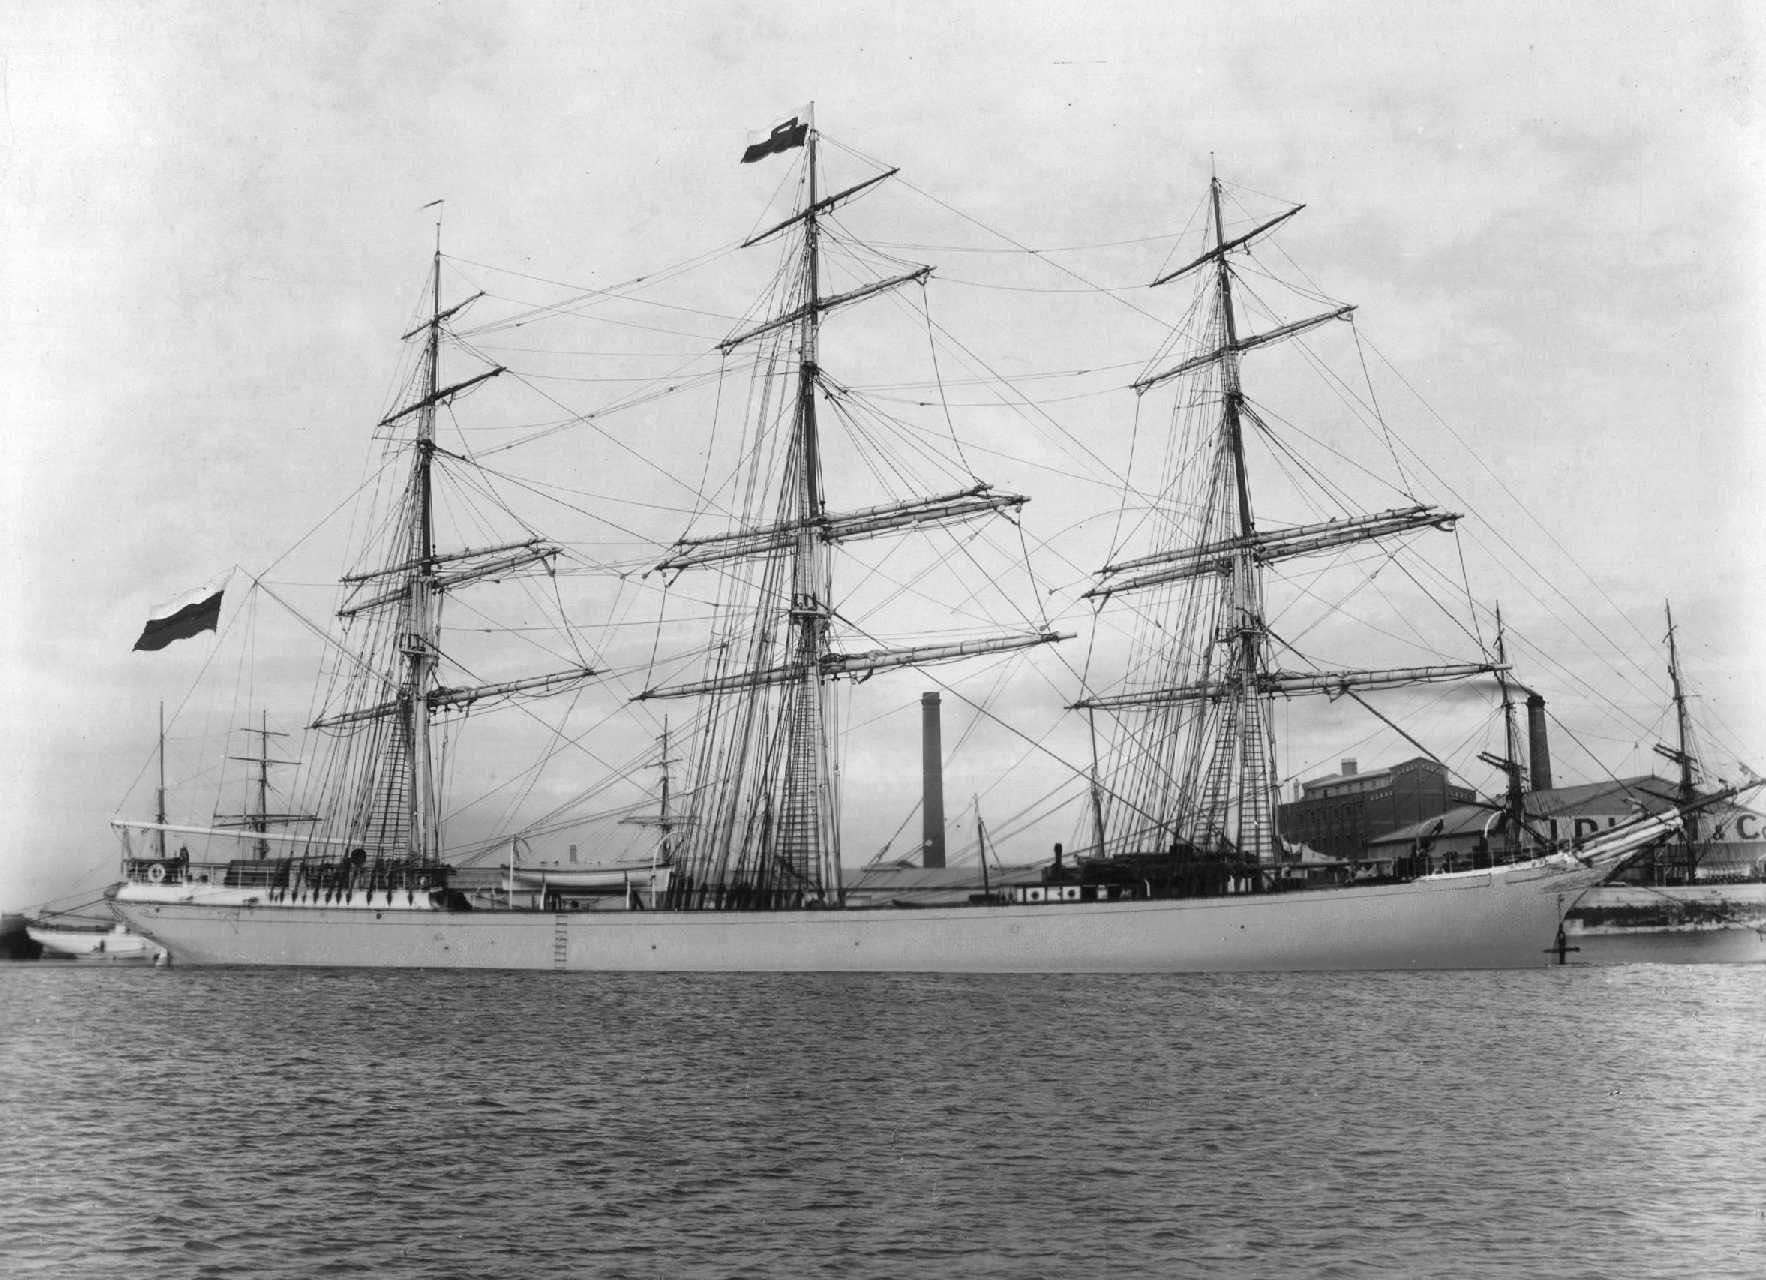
[1369,775,1766,881]
[1278,756,1474,863]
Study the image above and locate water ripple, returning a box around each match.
[1,965,1762,1277]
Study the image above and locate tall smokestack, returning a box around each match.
[1526,693,1552,792]
[921,692,946,868]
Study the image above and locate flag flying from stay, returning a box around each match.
[133,574,229,651]
[741,108,810,163]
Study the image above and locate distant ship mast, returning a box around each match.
[618,720,687,867]
[213,712,319,859]
[155,701,167,861]
[1653,600,1702,879]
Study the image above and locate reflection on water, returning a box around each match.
[1,966,1762,1278]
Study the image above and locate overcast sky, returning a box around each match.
[3,0,1762,910]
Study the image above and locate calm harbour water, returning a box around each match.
[2,964,1763,1279]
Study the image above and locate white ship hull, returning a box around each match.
[110,854,1612,972]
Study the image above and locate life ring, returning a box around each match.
[147,863,166,884]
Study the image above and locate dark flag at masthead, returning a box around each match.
[741,112,809,163]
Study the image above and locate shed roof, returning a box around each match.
[1364,774,1753,848]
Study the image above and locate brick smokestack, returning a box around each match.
[1526,693,1552,792]
[921,692,946,868]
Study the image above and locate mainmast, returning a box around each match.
[779,117,839,902]
[643,114,1064,907]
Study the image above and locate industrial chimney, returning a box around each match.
[921,692,946,868]
[1526,693,1553,792]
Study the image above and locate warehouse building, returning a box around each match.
[1367,775,1766,882]
[1278,755,1476,863]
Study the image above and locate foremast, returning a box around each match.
[1075,175,1502,863]
[643,118,1063,908]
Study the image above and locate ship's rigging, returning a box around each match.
[639,118,1066,908]
[1074,175,1506,863]
[306,237,604,864]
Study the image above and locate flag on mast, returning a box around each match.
[133,574,230,651]
[741,108,810,163]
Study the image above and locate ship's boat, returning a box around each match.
[26,914,163,962]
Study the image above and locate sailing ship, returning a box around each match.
[1564,603,1766,963]
[109,122,1725,970]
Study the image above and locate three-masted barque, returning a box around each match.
[110,119,1710,970]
